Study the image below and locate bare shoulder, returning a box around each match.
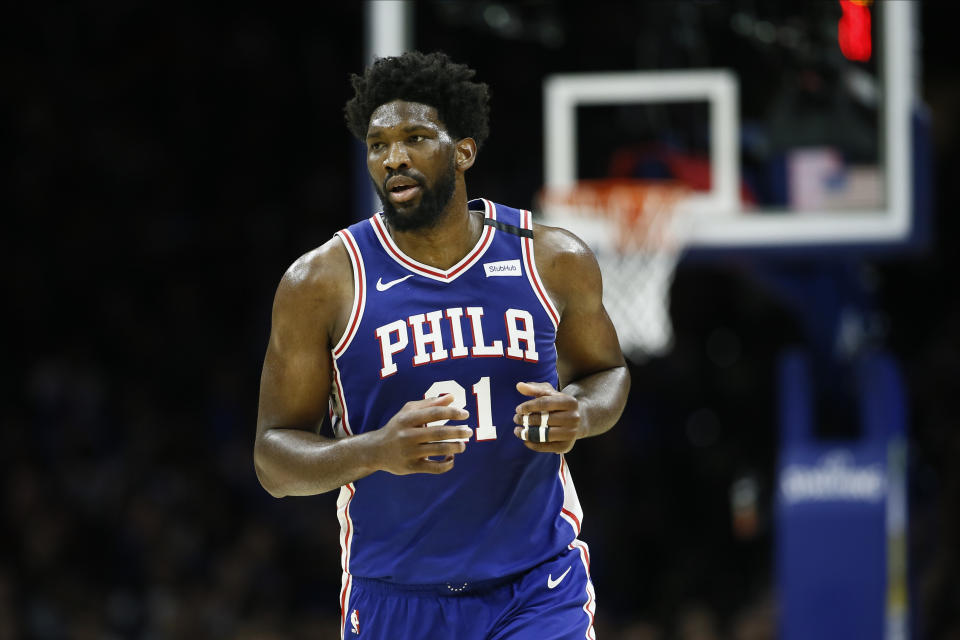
[278,236,352,303]
[273,235,354,343]
[280,235,351,292]
[531,222,603,316]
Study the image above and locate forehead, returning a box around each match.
[367,100,445,135]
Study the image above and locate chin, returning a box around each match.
[380,195,447,231]
[384,207,435,232]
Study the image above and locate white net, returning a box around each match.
[538,180,692,362]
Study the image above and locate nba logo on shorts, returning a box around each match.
[350,609,360,634]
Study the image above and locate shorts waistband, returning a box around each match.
[351,572,522,597]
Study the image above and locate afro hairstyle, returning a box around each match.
[344,51,490,149]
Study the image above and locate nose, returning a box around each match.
[383,141,410,172]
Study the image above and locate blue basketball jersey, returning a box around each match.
[329,199,585,604]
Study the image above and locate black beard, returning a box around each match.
[375,161,457,232]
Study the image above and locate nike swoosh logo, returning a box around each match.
[547,566,572,589]
[376,274,414,291]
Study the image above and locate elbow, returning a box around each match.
[253,439,288,499]
[618,364,631,411]
[607,365,631,428]
[255,464,287,499]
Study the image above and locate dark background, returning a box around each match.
[4,2,957,639]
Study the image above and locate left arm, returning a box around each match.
[512,224,630,453]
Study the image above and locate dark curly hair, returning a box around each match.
[344,51,490,149]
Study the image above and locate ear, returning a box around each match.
[455,137,478,171]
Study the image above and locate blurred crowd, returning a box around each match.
[2,348,783,639]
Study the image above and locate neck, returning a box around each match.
[385,182,481,270]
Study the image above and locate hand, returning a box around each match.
[512,381,582,454]
[369,394,474,475]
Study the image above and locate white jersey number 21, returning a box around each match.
[424,377,497,441]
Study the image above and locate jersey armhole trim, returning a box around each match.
[330,358,354,436]
[332,229,366,358]
[558,454,584,536]
[520,210,561,330]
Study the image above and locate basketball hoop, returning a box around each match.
[537,179,693,362]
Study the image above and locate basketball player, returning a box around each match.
[254,51,629,639]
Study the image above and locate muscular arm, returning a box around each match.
[254,239,371,497]
[550,226,630,438]
[512,225,630,452]
[254,238,472,498]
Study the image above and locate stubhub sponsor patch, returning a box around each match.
[483,259,522,277]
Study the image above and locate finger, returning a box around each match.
[516,381,557,398]
[519,439,574,454]
[515,411,551,427]
[417,440,468,457]
[417,424,474,443]
[519,411,549,442]
[409,456,457,474]
[516,394,577,416]
[410,455,464,473]
[514,424,577,442]
[417,394,457,407]
[405,405,470,427]
[518,438,569,453]
[519,424,550,442]
[513,410,579,427]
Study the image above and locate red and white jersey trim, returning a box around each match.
[338,482,357,639]
[520,209,560,330]
[330,358,354,437]
[369,199,498,283]
[333,229,367,358]
[559,453,593,639]
[330,230,363,439]
[570,539,597,639]
[558,454,584,536]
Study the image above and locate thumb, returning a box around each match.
[516,381,557,397]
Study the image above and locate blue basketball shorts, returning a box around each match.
[340,541,597,640]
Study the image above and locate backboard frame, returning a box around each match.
[542,1,920,253]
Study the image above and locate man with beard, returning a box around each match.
[254,51,629,640]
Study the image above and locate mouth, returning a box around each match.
[388,183,422,204]
[385,175,423,204]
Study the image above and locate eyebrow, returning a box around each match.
[366,124,436,139]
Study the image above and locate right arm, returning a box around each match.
[253,237,473,498]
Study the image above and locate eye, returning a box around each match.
[409,135,425,143]
[369,141,385,151]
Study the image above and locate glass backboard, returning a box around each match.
[539,1,924,253]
